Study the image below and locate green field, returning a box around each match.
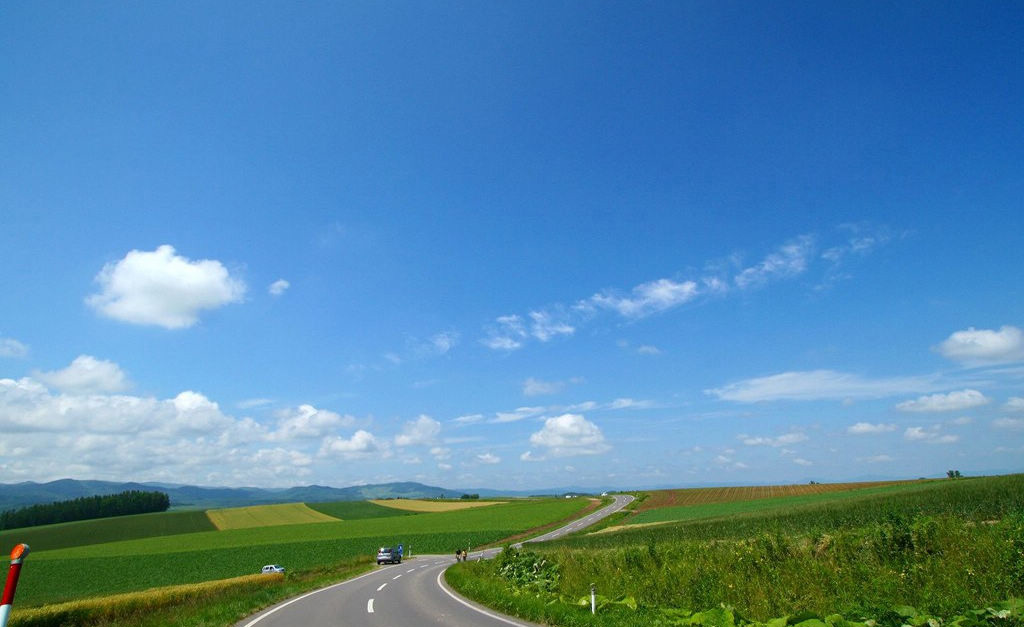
[306,499,419,520]
[0,510,215,553]
[623,482,933,526]
[447,474,1024,626]
[14,497,587,607]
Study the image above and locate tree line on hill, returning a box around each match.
[0,489,170,530]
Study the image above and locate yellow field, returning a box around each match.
[370,499,502,512]
[206,503,340,530]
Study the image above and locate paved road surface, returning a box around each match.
[237,494,633,627]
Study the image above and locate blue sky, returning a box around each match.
[1,2,1021,490]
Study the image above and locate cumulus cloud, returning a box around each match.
[527,413,610,457]
[34,355,130,394]
[936,325,1024,364]
[476,452,500,464]
[740,432,808,447]
[1006,397,1024,412]
[847,422,898,435]
[0,337,28,359]
[394,415,441,447]
[320,430,389,459]
[709,370,935,403]
[268,279,290,296]
[896,389,990,412]
[87,245,246,329]
[268,405,355,441]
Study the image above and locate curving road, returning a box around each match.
[236,494,633,627]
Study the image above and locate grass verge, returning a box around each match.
[9,556,375,627]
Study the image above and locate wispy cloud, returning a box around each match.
[482,230,892,351]
[847,422,897,435]
[739,432,808,447]
[708,370,936,403]
[268,279,290,297]
[0,336,29,359]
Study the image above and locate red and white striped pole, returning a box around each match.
[0,544,30,627]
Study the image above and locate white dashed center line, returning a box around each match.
[367,598,375,613]
[377,583,387,591]
[392,574,402,580]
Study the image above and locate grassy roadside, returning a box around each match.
[9,556,376,627]
[445,475,1024,626]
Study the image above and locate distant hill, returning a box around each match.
[0,479,603,511]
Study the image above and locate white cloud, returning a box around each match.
[476,452,500,464]
[320,430,389,459]
[523,378,565,397]
[588,278,699,318]
[482,315,528,351]
[1004,397,1024,412]
[992,418,1024,431]
[86,245,246,329]
[269,404,355,441]
[740,432,808,447]
[430,446,451,460]
[238,398,274,409]
[268,279,290,297]
[528,413,610,457]
[847,422,897,435]
[636,345,662,355]
[608,398,655,410]
[520,451,545,462]
[864,454,894,463]
[904,426,960,444]
[394,415,441,447]
[34,355,130,394]
[437,462,453,471]
[493,406,545,424]
[529,311,575,341]
[734,236,814,289]
[708,370,935,403]
[0,337,28,359]
[452,414,484,425]
[936,325,1024,364]
[896,389,989,412]
[425,332,458,355]
[793,458,813,466]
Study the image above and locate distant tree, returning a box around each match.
[947,470,963,479]
[0,490,170,530]
[460,493,480,500]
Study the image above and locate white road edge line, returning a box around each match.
[436,569,532,627]
[240,567,385,627]
[367,598,374,613]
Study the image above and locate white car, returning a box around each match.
[261,564,285,574]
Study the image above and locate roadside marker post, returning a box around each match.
[0,544,30,627]
[590,583,596,615]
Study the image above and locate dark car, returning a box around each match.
[376,547,401,564]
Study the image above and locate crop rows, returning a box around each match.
[635,479,917,512]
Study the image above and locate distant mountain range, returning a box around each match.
[0,478,601,511]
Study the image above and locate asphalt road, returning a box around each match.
[236,494,634,627]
